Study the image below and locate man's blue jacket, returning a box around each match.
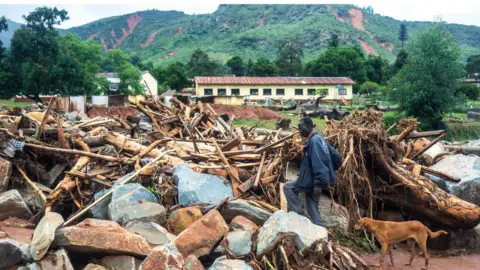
[296,131,342,190]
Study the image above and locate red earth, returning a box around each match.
[211,104,282,120]
[87,106,141,119]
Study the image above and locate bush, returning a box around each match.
[456,84,479,101]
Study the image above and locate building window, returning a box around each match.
[307,89,316,95]
[218,88,226,95]
[250,89,259,95]
[204,89,213,95]
[232,89,240,96]
[338,88,347,96]
[276,89,285,95]
[263,88,272,95]
[295,89,303,95]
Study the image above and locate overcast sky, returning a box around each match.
[1,0,480,29]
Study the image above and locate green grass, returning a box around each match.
[233,111,327,131]
[0,99,34,109]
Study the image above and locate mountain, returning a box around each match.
[0,19,22,47]
[2,5,480,65]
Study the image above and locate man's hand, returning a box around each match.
[314,186,322,196]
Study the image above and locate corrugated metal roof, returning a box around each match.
[195,76,355,85]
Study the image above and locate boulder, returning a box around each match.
[220,199,271,226]
[428,224,480,251]
[209,256,253,270]
[224,231,252,257]
[0,217,34,244]
[173,164,233,205]
[38,249,74,270]
[167,207,203,234]
[230,216,258,235]
[108,183,158,224]
[0,190,32,221]
[84,264,107,270]
[125,221,175,245]
[0,157,12,192]
[90,189,111,220]
[53,218,151,256]
[183,255,205,270]
[19,263,41,270]
[30,212,64,260]
[101,255,142,270]
[256,210,328,256]
[122,202,166,226]
[21,182,51,211]
[0,239,32,269]
[428,154,480,205]
[317,196,349,231]
[140,243,184,270]
[173,210,229,258]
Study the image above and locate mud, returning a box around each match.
[87,106,141,119]
[361,245,480,270]
[211,104,282,120]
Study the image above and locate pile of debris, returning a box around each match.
[0,97,368,270]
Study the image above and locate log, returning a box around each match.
[411,133,446,160]
[403,158,461,183]
[37,97,56,138]
[253,152,266,187]
[406,130,445,139]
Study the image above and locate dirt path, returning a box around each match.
[361,247,480,270]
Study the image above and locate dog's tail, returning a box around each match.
[426,227,448,239]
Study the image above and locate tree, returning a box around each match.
[226,56,245,76]
[359,81,387,97]
[456,84,479,101]
[246,59,254,75]
[186,49,220,77]
[399,23,408,49]
[164,63,190,90]
[328,33,340,48]
[8,7,69,101]
[0,16,7,56]
[275,39,303,76]
[389,24,465,128]
[364,55,390,85]
[249,57,278,76]
[466,54,480,78]
[0,16,12,99]
[103,49,143,94]
[391,49,408,75]
[129,55,142,67]
[303,46,367,87]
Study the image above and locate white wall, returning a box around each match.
[141,72,158,96]
[195,83,353,100]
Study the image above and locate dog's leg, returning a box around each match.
[388,245,395,266]
[376,241,388,268]
[405,239,416,266]
[419,238,430,270]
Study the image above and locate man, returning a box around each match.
[283,117,341,227]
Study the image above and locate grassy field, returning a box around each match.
[0,99,34,109]
[234,111,327,131]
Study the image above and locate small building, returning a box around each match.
[213,95,245,106]
[194,76,355,102]
[97,71,158,96]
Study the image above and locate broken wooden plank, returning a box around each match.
[254,132,298,154]
[411,133,446,160]
[254,152,266,188]
[220,137,241,152]
[406,130,445,139]
[37,96,56,138]
[280,183,288,212]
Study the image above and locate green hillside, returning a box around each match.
[0,19,22,47]
[3,5,480,65]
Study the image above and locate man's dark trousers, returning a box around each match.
[283,180,323,227]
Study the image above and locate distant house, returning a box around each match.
[97,71,158,96]
[194,76,355,102]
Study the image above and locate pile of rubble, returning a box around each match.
[0,98,367,270]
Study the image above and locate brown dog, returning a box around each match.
[354,217,447,270]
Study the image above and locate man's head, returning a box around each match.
[298,117,314,138]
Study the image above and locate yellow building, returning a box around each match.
[194,76,355,102]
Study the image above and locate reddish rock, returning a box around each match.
[39,249,74,270]
[183,255,205,270]
[139,243,184,270]
[167,207,203,234]
[0,218,34,244]
[230,216,259,235]
[173,210,228,258]
[53,218,151,256]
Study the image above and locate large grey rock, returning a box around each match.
[125,221,175,245]
[21,182,51,211]
[91,188,110,220]
[224,231,252,257]
[84,264,107,270]
[174,164,233,205]
[101,255,142,270]
[428,154,480,205]
[122,202,166,226]
[256,210,328,256]
[0,239,32,269]
[220,199,271,226]
[108,183,158,224]
[0,190,32,221]
[30,212,64,260]
[208,256,253,270]
[318,196,349,231]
